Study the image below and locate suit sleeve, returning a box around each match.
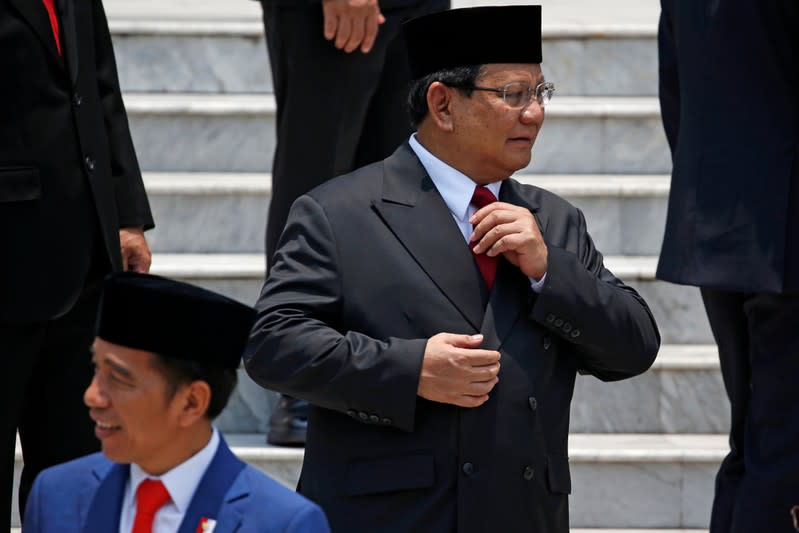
[22,475,42,532]
[658,0,680,155]
[530,208,660,381]
[245,194,427,432]
[91,0,154,230]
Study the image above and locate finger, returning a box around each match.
[335,15,353,49]
[443,333,486,348]
[121,252,129,272]
[486,233,529,258]
[469,201,519,225]
[322,4,338,41]
[468,363,501,381]
[451,347,501,365]
[464,376,499,395]
[469,210,518,243]
[473,222,522,254]
[455,394,490,408]
[344,14,367,53]
[360,11,380,53]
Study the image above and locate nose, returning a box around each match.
[84,375,109,409]
[520,100,544,124]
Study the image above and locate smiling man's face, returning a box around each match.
[85,338,185,472]
[448,63,545,183]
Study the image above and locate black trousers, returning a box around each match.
[260,0,449,269]
[0,277,103,527]
[702,288,799,533]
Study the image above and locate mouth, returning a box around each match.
[507,136,534,145]
[93,419,121,438]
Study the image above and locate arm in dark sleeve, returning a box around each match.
[530,209,661,381]
[92,0,153,230]
[244,195,427,432]
[658,0,680,155]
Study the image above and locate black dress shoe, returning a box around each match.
[267,395,308,446]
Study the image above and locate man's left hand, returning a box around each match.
[470,202,547,280]
[119,227,151,273]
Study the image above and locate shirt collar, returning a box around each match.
[129,427,220,514]
[408,134,502,222]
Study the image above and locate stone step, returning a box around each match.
[148,253,711,345]
[14,433,723,529]
[124,93,670,174]
[143,172,670,256]
[110,24,656,97]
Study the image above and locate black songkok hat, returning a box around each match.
[403,5,543,80]
[96,272,255,370]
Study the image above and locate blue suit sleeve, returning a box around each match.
[22,476,42,532]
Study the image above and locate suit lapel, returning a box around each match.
[177,436,247,533]
[81,463,129,533]
[8,0,64,67]
[57,0,79,85]
[372,144,485,331]
[480,179,545,349]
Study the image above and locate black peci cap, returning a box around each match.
[403,5,543,80]
[96,273,255,369]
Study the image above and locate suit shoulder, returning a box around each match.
[305,160,383,207]
[509,178,581,216]
[35,452,111,485]
[235,466,323,516]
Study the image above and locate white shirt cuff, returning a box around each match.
[529,272,547,293]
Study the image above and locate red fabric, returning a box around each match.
[470,186,499,290]
[40,0,61,56]
[132,479,171,533]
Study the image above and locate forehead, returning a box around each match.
[93,337,157,372]
[478,63,543,83]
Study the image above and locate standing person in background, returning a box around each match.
[657,1,799,531]
[0,0,153,527]
[257,0,449,446]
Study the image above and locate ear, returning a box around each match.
[425,81,455,132]
[174,381,211,427]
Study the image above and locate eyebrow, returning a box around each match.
[103,357,134,380]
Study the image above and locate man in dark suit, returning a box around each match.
[657,1,799,531]
[257,0,449,445]
[0,0,153,528]
[245,6,661,532]
[24,273,330,533]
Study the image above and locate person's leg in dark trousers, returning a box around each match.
[704,289,799,533]
[0,324,43,530]
[702,288,750,533]
[15,280,102,520]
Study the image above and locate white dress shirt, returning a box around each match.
[119,427,220,533]
[408,134,546,292]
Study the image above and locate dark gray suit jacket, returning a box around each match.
[246,143,660,533]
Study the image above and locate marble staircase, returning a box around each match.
[12,0,725,530]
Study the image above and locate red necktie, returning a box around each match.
[470,185,499,290]
[41,0,62,56]
[132,479,171,533]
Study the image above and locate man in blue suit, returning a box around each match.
[23,273,329,533]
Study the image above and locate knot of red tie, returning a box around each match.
[470,186,499,291]
[132,479,171,533]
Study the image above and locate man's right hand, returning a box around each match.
[322,0,385,54]
[417,333,501,408]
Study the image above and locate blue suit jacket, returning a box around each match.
[23,436,329,533]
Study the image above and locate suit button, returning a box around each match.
[562,322,572,333]
[523,466,535,480]
[554,318,564,327]
[545,313,555,323]
[73,92,83,107]
[462,462,474,476]
[570,329,581,338]
[346,409,356,417]
[84,156,95,172]
[543,336,551,350]
[369,415,380,424]
[381,418,392,425]
[528,397,538,411]
[358,411,368,421]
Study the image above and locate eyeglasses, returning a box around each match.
[454,81,556,109]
